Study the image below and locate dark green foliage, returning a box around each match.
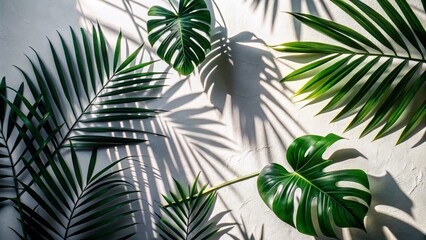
[156,175,219,240]
[273,0,426,143]
[258,134,371,238]
[148,0,211,75]
[19,24,165,150]
[0,25,165,239]
[18,147,139,239]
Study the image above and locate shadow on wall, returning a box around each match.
[103,77,243,238]
[348,172,426,240]
[240,0,332,38]
[73,1,425,239]
[200,27,307,152]
[76,0,160,56]
[312,171,426,240]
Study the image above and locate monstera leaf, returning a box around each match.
[156,175,219,240]
[273,0,426,144]
[147,0,211,75]
[257,134,371,238]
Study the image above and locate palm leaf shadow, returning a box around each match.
[106,77,243,238]
[225,215,265,240]
[291,0,333,40]
[240,0,332,35]
[77,0,159,58]
[199,28,307,153]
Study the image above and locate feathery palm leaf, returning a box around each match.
[156,175,219,240]
[273,0,426,144]
[257,134,371,238]
[18,24,165,150]
[16,146,139,239]
[0,78,62,238]
[147,0,212,75]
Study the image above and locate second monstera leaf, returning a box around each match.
[258,134,371,238]
[147,0,211,75]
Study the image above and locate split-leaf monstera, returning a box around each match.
[257,134,371,238]
[273,0,426,144]
[147,0,211,75]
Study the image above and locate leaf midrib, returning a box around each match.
[176,13,188,65]
[0,130,28,240]
[352,51,425,63]
[54,72,118,154]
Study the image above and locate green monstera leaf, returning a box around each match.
[147,0,211,75]
[257,134,371,238]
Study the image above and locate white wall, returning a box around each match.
[0,0,425,239]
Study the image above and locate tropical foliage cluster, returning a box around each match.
[273,0,426,144]
[1,0,423,239]
[0,25,164,239]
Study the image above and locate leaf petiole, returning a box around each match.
[164,171,260,208]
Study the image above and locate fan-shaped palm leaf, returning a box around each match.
[156,175,219,240]
[17,146,138,239]
[273,0,426,144]
[147,0,211,75]
[257,134,371,238]
[18,24,165,150]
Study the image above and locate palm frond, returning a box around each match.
[273,0,426,143]
[0,78,60,238]
[156,175,219,240]
[19,24,166,150]
[17,146,138,239]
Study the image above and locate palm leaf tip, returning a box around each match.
[156,176,220,240]
[258,134,371,238]
[147,0,212,75]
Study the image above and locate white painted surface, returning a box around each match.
[0,0,425,239]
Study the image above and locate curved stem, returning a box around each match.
[203,172,260,196]
[164,172,260,208]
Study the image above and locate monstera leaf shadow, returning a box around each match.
[348,172,426,239]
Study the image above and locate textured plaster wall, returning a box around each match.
[0,0,425,239]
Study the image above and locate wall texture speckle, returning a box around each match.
[0,0,425,239]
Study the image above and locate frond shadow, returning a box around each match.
[199,27,307,155]
[290,0,333,40]
[240,0,332,35]
[225,215,265,240]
